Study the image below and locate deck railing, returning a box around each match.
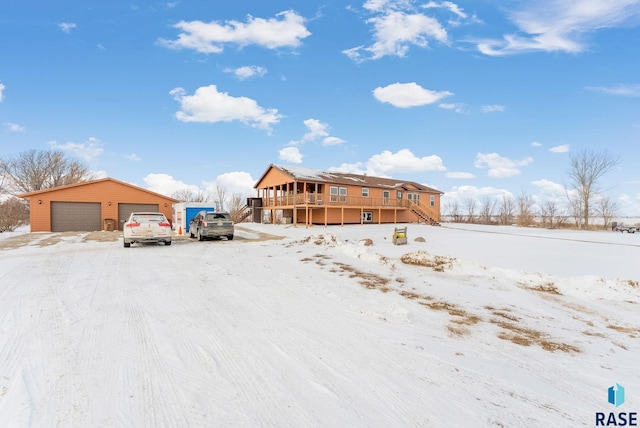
[261,193,439,219]
[262,193,412,208]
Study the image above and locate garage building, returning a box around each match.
[19,177,178,232]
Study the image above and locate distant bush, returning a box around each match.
[0,197,28,232]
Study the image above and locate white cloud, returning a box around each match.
[363,0,407,12]
[302,118,330,142]
[4,122,25,132]
[365,148,446,176]
[618,193,640,217]
[0,83,4,102]
[143,173,199,197]
[475,152,533,178]
[530,179,570,208]
[587,84,640,97]
[344,10,448,61]
[438,102,466,113]
[428,1,467,19]
[290,118,345,147]
[122,153,141,161]
[142,171,256,200]
[476,1,640,56]
[549,144,570,153]
[328,162,366,175]
[329,149,445,177]
[531,141,542,147]
[531,179,566,195]
[48,137,104,162]
[481,104,505,113]
[159,10,310,54]
[203,171,256,197]
[91,170,108,180]
[279,147,303,163]
[224,66,267,80]
[373,82,452,108]
[446,171,475,179]
[58,22,77,34]
[170,85,282,132]
[322,136,345,146]
[442,185,514,208]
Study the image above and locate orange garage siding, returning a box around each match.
[18,178,178,232]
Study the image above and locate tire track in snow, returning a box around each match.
[98,244,192,428]
[0,246,94,426]
[160,245,294,425]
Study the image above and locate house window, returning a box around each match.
[362,188,369,197]
[408,193,420,203]
[430,194,435,207]
[362,212,373,223]
[330,186,347,203]
[397,191,402,199]
[383,190,390,205]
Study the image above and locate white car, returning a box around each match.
[123,212,172,247]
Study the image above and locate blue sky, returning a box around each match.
[1,0,640,215]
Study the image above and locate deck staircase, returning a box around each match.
[409,203,441,226]
[232,205,252,223]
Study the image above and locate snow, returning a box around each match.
[0,222,638,427]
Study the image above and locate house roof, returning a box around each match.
[256,164,443,194]
[17,177,180,201]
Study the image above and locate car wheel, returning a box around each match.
[124,241,131,248]
[165,240,172,245]
[190,230,195,238]
[228,234,234,240]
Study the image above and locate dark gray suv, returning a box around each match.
[189,211,234,241]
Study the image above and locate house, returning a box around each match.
[253,164,443,226]
[18,177,178,232]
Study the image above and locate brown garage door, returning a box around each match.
[118,203,159,230]
[51,202,102,232]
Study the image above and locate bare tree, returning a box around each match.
[445,200,462,222]
[171,187,208,202]
[0,149,94,194]
[566,190,585,229]
[497,196,515,225]
[595,195,618,230]
[0,197,29,232]
[567,149,619,228]
[213,185,228,212]
[478,197,497,224]
[516,189,535,227]
[463,197,476,223]
[539,200,562,229]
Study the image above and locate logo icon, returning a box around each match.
[608,384,625,408]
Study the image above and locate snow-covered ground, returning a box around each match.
[0,222,638,427]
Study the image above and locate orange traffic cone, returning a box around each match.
[178,226,183,236]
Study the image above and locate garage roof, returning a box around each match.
[18,177,179,201]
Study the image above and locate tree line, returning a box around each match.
[170,186,250,224]
[0,148,621,232]
[444,149,621,230]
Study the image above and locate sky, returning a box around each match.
[0,222,638,426]
[1,0,640,215]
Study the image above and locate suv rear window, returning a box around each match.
[205,213,230,221]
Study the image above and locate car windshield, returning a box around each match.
[205,213,229,221]
[132,214,165,223]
